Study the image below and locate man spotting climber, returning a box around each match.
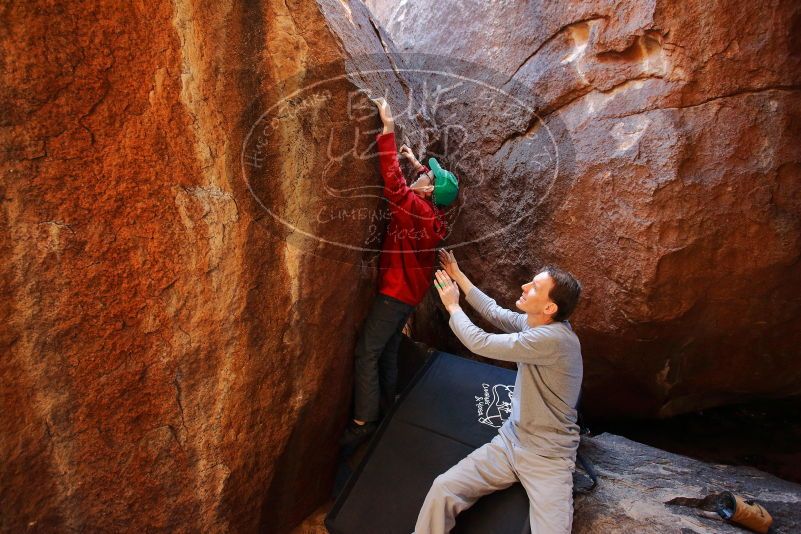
[341,97,459,446]
[415,250,582,534]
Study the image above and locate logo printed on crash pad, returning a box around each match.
[475,383,514,428]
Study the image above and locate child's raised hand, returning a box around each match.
[371,97,394,132]
[399,144,415,161]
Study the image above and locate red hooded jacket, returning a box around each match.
[375,132,448,306]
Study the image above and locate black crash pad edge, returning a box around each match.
[325,350,441,533]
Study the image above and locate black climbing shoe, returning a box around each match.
[339,420,377,448]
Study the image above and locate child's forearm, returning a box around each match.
[372,97,395,134]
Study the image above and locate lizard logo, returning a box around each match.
[475,383,514,428]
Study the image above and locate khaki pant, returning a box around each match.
[414,432,575,534]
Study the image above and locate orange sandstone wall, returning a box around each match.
[0,0,414,531]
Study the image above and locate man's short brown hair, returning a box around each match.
[538,266,581,322]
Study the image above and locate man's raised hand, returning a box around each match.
[438,249,476,296]
[434,269,461,313]
[439,249,461,279]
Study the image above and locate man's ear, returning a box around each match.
[544,302,558,318]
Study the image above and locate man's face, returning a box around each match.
[516,271,557,318]
[410,170,434,198]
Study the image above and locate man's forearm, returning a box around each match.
[452,271,475,296]
[445,303,462,315]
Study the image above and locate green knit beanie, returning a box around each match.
[428,158,459,207]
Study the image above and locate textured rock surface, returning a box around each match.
[3,0,800,531]
[0,0,418,532]
[574,433,801,533]
[371,0,801,418]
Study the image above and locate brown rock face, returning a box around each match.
[0,0,419,531]
[574,433,801,533]
[370,0,801,418]
[2,0,800,530]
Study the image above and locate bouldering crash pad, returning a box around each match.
[327,352,531,534]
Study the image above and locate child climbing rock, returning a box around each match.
[341,97,459,447]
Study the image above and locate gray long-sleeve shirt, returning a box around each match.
[449,286,583,459]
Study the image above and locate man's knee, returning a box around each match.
[430,473,448,492]
[428,473,457,501]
